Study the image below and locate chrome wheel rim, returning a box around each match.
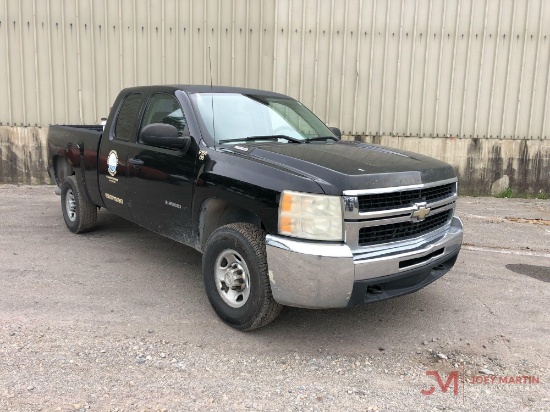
[66,189,77,222]
[214,249,251,308]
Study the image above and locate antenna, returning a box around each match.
[208,47,216,147]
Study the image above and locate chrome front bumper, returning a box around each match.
[265,216,463,309]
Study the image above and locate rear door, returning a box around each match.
[125,93,198,241]
[98,92,144,219]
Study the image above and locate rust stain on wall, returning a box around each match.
[352,135,550,196]
[0,127,51,185]
[1,126,549,196]
[458,139,549,195]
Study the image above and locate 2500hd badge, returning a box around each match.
[47,85,463,330]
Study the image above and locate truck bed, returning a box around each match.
[47,124,105,207]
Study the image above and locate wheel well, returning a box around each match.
[53,156,74,186]
[199,199,264,251]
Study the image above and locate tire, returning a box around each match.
[60,175,98,234]
[202,223,283,330]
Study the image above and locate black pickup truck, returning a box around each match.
[48,85,463,330]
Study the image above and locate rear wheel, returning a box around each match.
[60,176,97,233]
[202,223,283,330]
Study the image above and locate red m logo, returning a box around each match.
[421,371,459,396]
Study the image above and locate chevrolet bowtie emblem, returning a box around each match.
[411,202,431,221]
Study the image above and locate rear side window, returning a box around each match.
[140,94,187,138]
[114,93,143,140]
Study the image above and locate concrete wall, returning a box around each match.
[0,126,49,185]
[1,125,548,196]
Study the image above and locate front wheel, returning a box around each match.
[60,176,97,233]
[202,223,283,330]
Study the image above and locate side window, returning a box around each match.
[114,93,143,140]
[140,94,187,139]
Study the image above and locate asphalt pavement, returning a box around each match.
[0,185,548,411]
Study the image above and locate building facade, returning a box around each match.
[0,0,549,194]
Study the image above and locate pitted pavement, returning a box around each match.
[0,185,548,411]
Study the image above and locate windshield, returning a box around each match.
[190,93,335,145]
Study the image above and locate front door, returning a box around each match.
[126,93,198,242]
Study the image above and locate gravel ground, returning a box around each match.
[0,185,549,412]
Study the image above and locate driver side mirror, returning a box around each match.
[140,123,191,152]
[329,127,342,139]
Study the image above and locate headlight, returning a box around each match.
[278,190,343,241]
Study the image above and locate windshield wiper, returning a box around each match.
[219,135,303,144]
[304,136,339,143]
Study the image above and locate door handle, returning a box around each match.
[129,158,144,167]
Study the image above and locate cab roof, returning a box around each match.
[119,84,294,99]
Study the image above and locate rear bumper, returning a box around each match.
[265,216,463,308]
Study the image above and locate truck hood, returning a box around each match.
[236,141,456,195]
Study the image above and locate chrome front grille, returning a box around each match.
[342,178,458,253]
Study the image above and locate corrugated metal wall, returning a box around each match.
[1,0,549,140]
